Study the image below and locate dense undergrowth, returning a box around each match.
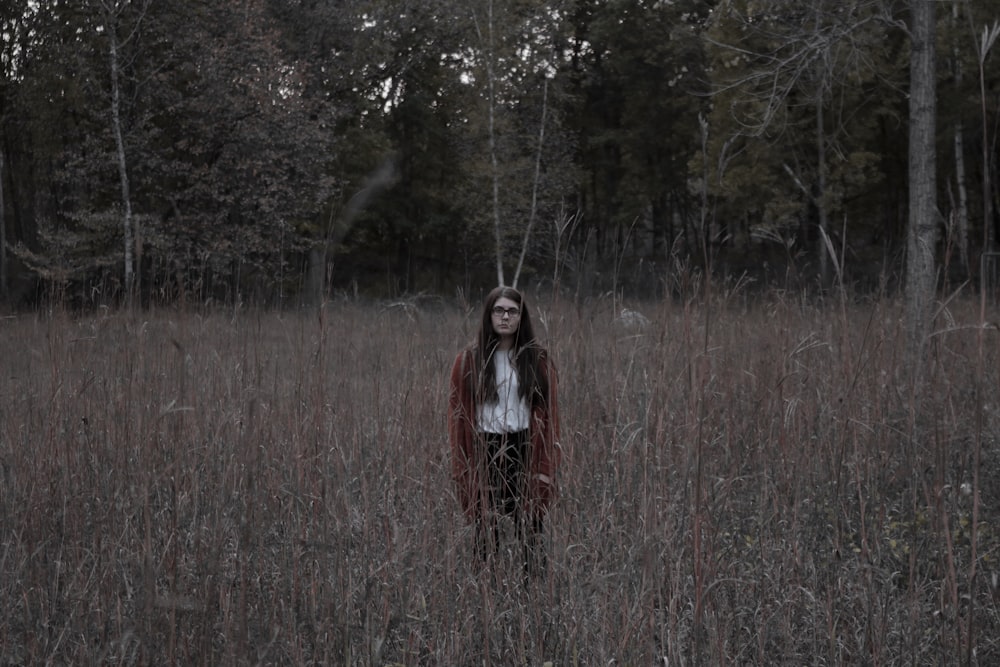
[1,291,998,664]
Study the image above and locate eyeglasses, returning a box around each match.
[492,306,520,318]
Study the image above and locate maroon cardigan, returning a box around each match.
[448,347,561,522]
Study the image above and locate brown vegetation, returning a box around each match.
[1,292,998,664]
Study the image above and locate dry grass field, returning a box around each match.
[2,291,999,665]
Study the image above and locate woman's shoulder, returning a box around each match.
[453,344,478,369]
[527,341,551,361]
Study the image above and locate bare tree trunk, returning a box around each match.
[977,22,1000,253]
[951,3,970,274]
[816,94,829,288]
[513,78,548,290]
[0,147,6,301]
[953,122,971,273]
[104,1,137,301]
[305,246,326,306]
[698,114,714,268]
[904,0,938,383]
[473,0,505,287]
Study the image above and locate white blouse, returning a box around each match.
[477,349,531,434]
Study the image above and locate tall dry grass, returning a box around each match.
[1,291,998,665]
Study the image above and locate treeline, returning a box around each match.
[0,0,997,306]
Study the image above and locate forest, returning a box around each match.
[0,0,998,306]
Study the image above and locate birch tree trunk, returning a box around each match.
[104,1,136,300]
[473,0,505,287]
[513,78,548,290]
[904,0,938,384]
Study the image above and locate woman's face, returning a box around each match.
[491,296,521,340]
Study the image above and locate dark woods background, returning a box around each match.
[0,0,997,308]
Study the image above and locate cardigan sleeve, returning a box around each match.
[448,349,480,520]
[528,354,562,519]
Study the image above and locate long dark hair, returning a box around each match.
[472,286,548,406]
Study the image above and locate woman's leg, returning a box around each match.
[497,430,547,577]
[476,431,508,563]
[520,513,546,578]
[475,517,498,562]
[491,430,526,517]
[481,430,547,576]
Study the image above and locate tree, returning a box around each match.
[470,0,506,286]
[14,0,338,302]
[98,0,150,300]
[944,2,971,276]
[937,3,999,282]
[974,20,1000,253]
[0,0,43,276]
[0,147,5,301]
[139,0,336,301]
[9,2,123,293]
[701,0,905,287]
[344,0,470,294]
[552,0,713,295]
[367,0,580,292]
[904,0,938,381]
[0,0,22,300]
[460,0,577,289]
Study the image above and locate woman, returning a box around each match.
[448,286,561,574]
